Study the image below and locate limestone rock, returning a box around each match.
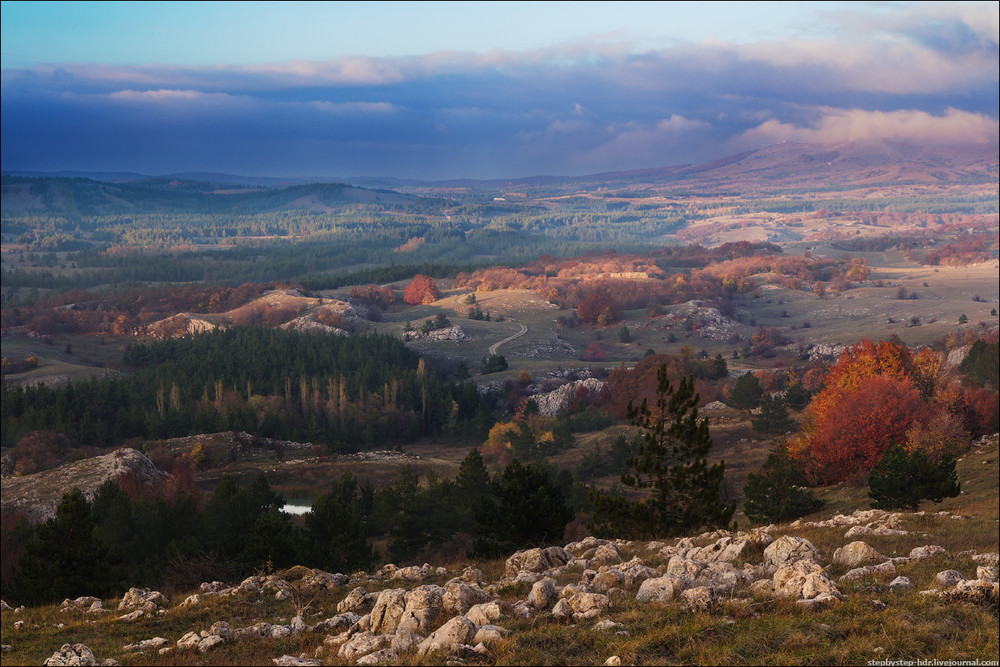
[338,586,374,614]
[592,569,626,594]
[796,592,841,611]
[832,541,887,569]
[60,597,102,613]
[43,643,98,666]
[591,543,622,567]
[123,637,168,653]
[773,559,840,599]
[680,586,717,611]
[117,587,168,613]
[369,588,407,635]
[624,565,660,590]
[909,545,947,561]
[505,546,572,578]
[338,631,388,662]
[941,579,999,606]
[839,561,896,582]
[889,576,912,590]
[635,576,688,604]
[561,591,612,620]
[416,616,477,657]
[465,601,505,626]
[695,561,747,594]
[443,581,491,615]
[933,570,966,588]
[355,648,400,666]
[976,566,998,582]
[272,656,322,667]
[397,585,446,635]
[196,635,225,653]
[473,625,509,646]
[527,578,558,609]
[764,536,818,567]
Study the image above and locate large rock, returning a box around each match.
[558,591,612,620]
[43,644,98,666]
[940,579,1000,606]
[666,557,705,580]
[443,581,491,615]
[527,578,558,609]
[624,565,660,590]
[680,586,717,611]
[505,546,573,578]
[338,631,388,662]
[466,601,506,626]
[396,585,445,635]
[416,616,477,657]
[117,587,168,612]
[909,545,947,561]
[635,576,689,604]
[369,588,407,635]
[832,541,887,569]
[590,543,622,567]
[695,561,747,594]
[839,561,896,582]
[592,569,626,594]
[764,536,818,567]
[338,586,374,614]
[933,570,966,589]
[773,559,840,599]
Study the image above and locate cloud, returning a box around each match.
[737,108,1000,147]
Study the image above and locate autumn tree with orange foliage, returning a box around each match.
[403,274,440,305]
[793,338,940,483]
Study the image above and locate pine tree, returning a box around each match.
[589,364,735,539]
[743,445,824,524]
[868,445,961,510]
[751,395,794,436]
[783,381,811,411]
[727,372,763,409]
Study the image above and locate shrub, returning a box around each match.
[481,353,508,374]
[868,445,960,511]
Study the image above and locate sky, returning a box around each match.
[1,1,998,180]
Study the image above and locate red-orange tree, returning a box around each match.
[403,274,440,305]
[794,338,936,483]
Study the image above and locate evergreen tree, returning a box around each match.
[589,365,735,539]
[751,395,795,436]
[727,372,763,409]
[305,471,375,572]
[618,325,632,343]
[783,381,812,411]
[868,445,961,510]
[15,489,114,603]
[743,445,824,524]
[472,459,573,558]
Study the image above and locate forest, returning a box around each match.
[0,328,492,451]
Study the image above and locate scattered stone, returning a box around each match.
[60,597,102,613]
[839,561,897,583]
[369,588,407,635]
[117,587,168,613]
[764,536,818,567]
[940,579,999,606]
[773,560,840,599]
[397,585,446,635]
[636,576,688,604]
[680,586,717,611]
[116,610,145,622]
[417,616,477,657]
[355,648,400,666]
[796,592,841,611]
[971,553,999,567]
[933,570,966,589]
[443,581,491,615]
[273,655,322,667]
[466,601,505,626]
[591,543,622,567]
[833,541,887,569]
[977,566,998,582]
[122,637,168,653]
[505,546,573,578]
[605,656,623,666]
[338,586,374,614]
[180,594,201,607]
[43,643,98,666]
[527,578,558,609]
[338,631,388,662]
[909,545,947,561]
[889,576,912,590]
[473,624,509,646]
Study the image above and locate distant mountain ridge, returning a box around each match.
[3,141,997,216]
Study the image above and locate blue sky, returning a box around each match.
[2,1,997,179]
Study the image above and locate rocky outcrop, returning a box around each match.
[1,449,168,523]
[532,378,606,417]
[504,546,573,578]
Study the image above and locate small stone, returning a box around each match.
[933,570,965,589]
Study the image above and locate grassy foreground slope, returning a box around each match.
[1,438,996,666]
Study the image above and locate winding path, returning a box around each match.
[489,322,528,356]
